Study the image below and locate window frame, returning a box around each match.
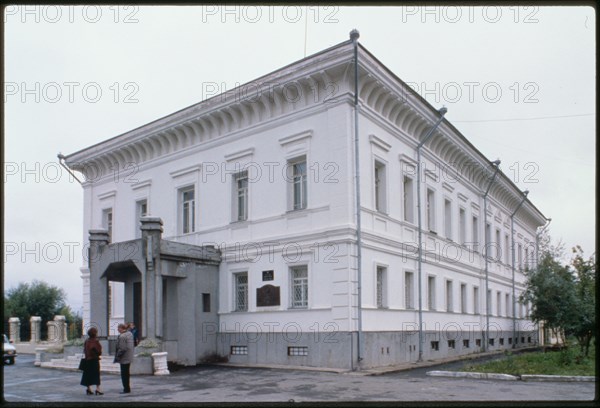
[290,265,309,309]
[288,156,308,211]
[233,171,249,222]
[233,272,248,312]
[179,185,196,234]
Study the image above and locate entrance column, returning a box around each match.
[88,229,110,337]
[140,217,163,339]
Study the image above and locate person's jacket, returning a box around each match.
[114,331,134,364]
[84,337,102,360]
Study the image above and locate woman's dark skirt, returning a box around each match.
[80,359,101,386]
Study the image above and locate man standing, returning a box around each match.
[114,323,134,394]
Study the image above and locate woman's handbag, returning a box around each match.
[78,358,87,370]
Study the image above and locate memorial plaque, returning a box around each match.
[262,270,274,281]
[256,284,280,307]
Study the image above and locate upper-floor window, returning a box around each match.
[290,266,308,308]
[234,272,248,312]
[426,189,436,232]
[180,186,195,234]
[403,176,414,223]
[518,243,523,270]
[444,199,452,239]
[505,234,510,264]
[234,171,248,221]
[495,229,502,261]
[485,223,491,257]
[459,208,466,244]
[289,157,307,210]
[102,208,113,243]
[473,286,480,314]
[135,199,147,238]
[497,291,502,316]
[374,161,387,213]
[472,216,479,252]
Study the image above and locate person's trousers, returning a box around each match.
[120,363,131,391]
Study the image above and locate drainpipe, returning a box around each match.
[416,106,447,362]
[511,190,529,348]
[57,153,83,184]
[350,29,363,365]
[482,159,501,352]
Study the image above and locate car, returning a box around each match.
[3,334,17,365]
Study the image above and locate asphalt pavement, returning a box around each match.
[2,354,596,405]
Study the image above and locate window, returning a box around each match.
[180,187,195,234]
[234,272,248,312]
[509,337,512,345]
[376,266,386,308]
[505,234,510,264]
[463,339,470,348]
[497,292,502,316]
[446,280,453,312]
[427,276,436,310]
[290,158,307,210]
[431,341,439,351]
[444,199,452,239]
[135,199,147,238]
[518,243,523,270]
[500,338,504,346]
[489,338,495,346]
[374,161,387,213]
[476,339,481,347]
[288,346,308,356]
[524,247,530,270]
[506,294,511,317]
[403,176,414,223]
[448,340,455,349]
[473,286,479,314]
[234,171,248,221]
[102,208,113,243]
[472,216,479,252]
[527,336,531,343]
[202,293,211,313]
[459,208,466,244]
[405,272,414,309]
[487,289,492,315]
[426,189,436,232]
[291,266,308,308]
[460,284,467,314]
[495,229,501,260]
[230,345,248,355]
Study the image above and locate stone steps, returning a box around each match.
[40,353,121,374]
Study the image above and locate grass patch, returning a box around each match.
[460,346,595,376]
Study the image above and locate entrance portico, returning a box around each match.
[87,217,220,364]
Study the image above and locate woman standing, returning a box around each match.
[80,327,103,395]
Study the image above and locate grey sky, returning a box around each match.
[4,6,595,312]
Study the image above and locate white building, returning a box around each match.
[64,33,546,369]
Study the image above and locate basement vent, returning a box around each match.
[230,346,248,355]
[288,346,308,356]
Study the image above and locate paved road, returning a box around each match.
[2,355,596,404]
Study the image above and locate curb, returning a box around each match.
[426,371,596,382]
[427,371,518,381]
[521,374,596,382]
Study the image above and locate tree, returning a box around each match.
[521,245,577,347]
[4,280,68,340]
[570,246,596,357]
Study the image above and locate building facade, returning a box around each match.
[64,36,546,369]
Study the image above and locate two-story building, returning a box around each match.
[63,33,546,369]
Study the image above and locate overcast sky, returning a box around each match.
[4,6,595,313]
